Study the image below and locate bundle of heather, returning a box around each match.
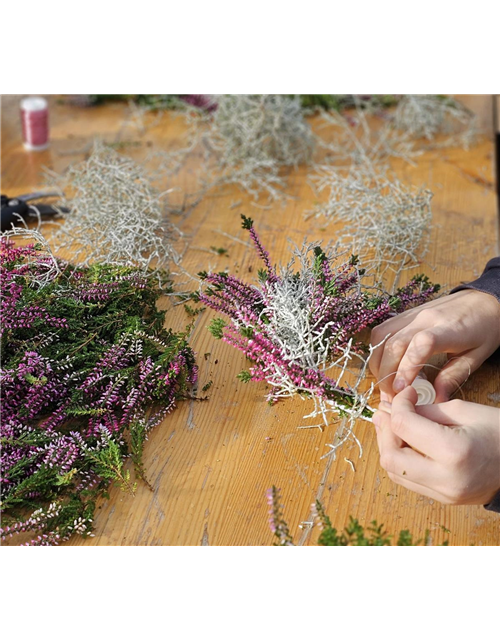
[0,237,197,545]
[196,216,439,454]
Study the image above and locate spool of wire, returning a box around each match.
[20,97,49,151]
[411,372,436,405]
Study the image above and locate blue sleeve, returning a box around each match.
[485,491,500,514]
[451,257,500,514]
[450,257,500,302]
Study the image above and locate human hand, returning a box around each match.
[369,289,500,402]
[373,387,500,506]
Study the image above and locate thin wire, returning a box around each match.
[372,358,472,401]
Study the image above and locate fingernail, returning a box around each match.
[434,385,451,403]
[372,411,381,427]
[435,394,449,404]
[393,376,406,393]
[379,401,392,412]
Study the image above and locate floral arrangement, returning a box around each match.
[195,216,439,453]
[0,237,198,545]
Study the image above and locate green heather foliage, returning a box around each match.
[1,239,197,545]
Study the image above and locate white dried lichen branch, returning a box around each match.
[45,142,179,285]
[1,228,61,288]
[308,164,433,287]
[317,106,420,168]
[152,95,476,210]
[156,94,316,202]
[208,94,315,167]
[318,96,476,167]
[393,95,477,148]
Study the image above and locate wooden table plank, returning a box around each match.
[1,94,499,546]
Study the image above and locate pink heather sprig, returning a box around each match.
[242,215,278,283]
[198,215,440,430]
[266,486,294,546]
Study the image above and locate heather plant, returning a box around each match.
[69,94,217,112]
[0,237,198,545]
[75,94,399,115]
[196,216,439,454]
[266,486,294,546]
[70,94,404,116]
[297,94,399,113]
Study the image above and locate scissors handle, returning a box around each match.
[1,193,64,231]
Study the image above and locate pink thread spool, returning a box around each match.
[20,97,49,151]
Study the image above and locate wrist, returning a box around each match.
[455,289,500,347]
[455,288,500,316]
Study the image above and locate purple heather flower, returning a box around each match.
[179,95,218,112]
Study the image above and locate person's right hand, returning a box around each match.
[373,388,500,506]
[369,289,500,402]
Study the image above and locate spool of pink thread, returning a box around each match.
[20,97,49,151]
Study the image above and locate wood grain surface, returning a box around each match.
[1,94,499,546]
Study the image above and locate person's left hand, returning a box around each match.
[372,387,500,506]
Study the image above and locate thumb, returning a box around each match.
[433,354,478,402]
[392,385,419,413]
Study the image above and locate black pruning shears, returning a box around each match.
[1,192,68,231]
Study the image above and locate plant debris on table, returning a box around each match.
[266,486,448,546]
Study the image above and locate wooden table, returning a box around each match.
[2,95,499,546]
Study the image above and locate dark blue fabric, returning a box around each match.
[450,257,500,514]
[450,257,500,302]
[484,491,500,514]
